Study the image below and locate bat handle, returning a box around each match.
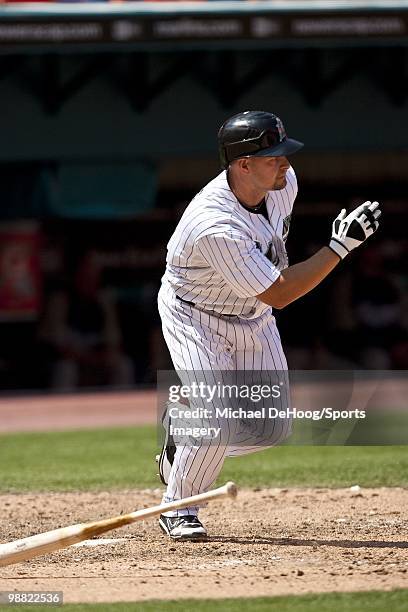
[129,481,238,521]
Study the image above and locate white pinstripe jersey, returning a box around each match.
[162,167,298,319]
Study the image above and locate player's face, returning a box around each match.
[246,156,290,191]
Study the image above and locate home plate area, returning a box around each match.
[0,488,407,603]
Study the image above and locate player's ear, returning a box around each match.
[237,158,250,174]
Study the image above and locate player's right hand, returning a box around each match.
[329,201,381,260]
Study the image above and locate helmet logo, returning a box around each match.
[276,117,286,142]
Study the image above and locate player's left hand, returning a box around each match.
[329,201,381,260]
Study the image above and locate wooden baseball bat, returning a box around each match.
[0,481,237,567]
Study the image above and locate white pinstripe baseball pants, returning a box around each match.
[158,283,291,517]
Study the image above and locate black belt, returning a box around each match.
[176,295,236,317]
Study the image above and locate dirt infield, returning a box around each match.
[1,487,407,603]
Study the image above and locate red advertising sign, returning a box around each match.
[0,222,42,321]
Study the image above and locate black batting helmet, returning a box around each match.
[218,110,303,169]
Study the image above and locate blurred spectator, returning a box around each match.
[351,247,405,368]
[38,250,134,391]
[281,235,407,370]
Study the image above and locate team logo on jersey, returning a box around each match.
[276,117,286,142]
[257,240,281,266]
[266,242,279,266]
[256,240,278,265]
[282,214,292,242]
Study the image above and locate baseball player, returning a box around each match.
[156,110,381,540]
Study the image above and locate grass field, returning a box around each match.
[0,425,406,491]
[2,590,408,612]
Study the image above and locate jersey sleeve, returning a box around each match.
[196,231,281,298]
